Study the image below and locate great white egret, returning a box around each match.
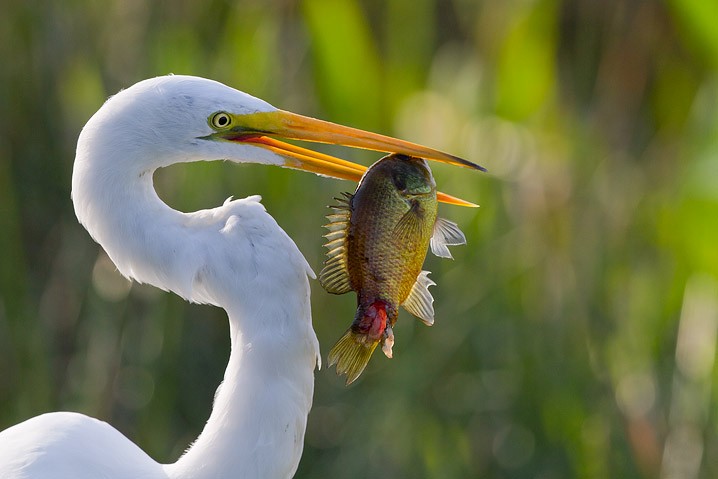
[0,75,483,478]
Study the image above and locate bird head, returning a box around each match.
[76,75,484,206]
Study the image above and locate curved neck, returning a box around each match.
[166,303,316,479]
[73,152,318,479]
[73,158,195,298]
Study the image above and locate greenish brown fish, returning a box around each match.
[320,154,467,384]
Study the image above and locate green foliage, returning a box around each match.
[1,1,718,477]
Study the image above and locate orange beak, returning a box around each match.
[220,109,484,207]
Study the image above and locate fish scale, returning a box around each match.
[320,154,467,384]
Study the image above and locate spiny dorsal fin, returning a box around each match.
[319,194,353,295]
[430,217,466,259]
[402,270,436,325]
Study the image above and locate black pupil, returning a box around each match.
[217,115,228,126]
[392,173,406,191]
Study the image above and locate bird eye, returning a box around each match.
[210,112,232,129]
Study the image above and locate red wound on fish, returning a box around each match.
[356,301,388,341]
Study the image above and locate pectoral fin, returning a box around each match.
[394,201,424,242]
[402,270,436,326]
[319,193,353,294]
[430,217,466,259]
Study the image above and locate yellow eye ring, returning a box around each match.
[210,112,232,129]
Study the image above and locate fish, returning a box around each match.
[319,153,467,384]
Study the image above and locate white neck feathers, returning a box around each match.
[72,130,319,479]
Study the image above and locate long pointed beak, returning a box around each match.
[221,110,484,207]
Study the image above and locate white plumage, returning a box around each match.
[0,75,480,478]
[1,76,319,479]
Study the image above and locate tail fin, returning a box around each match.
[328,330,378,385]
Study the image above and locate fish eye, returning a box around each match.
[210,112,232,129]
[392,173,406,191]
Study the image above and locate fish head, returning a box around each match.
[360,154,437,200]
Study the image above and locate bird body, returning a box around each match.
[0,75,482,478]
[0,412,166,478]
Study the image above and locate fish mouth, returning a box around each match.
[217,109,484,207]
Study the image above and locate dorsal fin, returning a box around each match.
[430,217,466,259]
[402,270,436,325]
[319,194,353,295]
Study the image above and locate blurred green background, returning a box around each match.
[1,0,718,477]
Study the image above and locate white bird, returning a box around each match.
[0,75,483,479]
